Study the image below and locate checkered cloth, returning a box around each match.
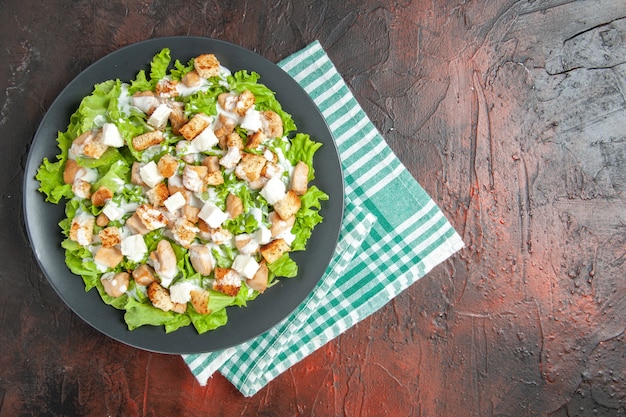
[183,41,464,397]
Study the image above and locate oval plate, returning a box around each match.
[23,37,344,354]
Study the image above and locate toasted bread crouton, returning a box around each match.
[101,272,130,298]
[99,226,121,248]
[194,53,221,78]
[190,288,211,314]
[155,78,179,98]
[226,132,244,150]
[182,164,208,193]
[91,186,113,207]
[131,91,160,115]
[132,264,157,286]
[171,218,199,248]
[226,193,243,219]
[290,161,309,196]
[181,70,202,87]
[146,182,170,207]
[205,170,224,186]
[63,159,81,184]
[235,90,255,116]
[246,129,265,150]
[235,152,266,182]
[188,245,213,276]
[168,101,187,135]
[246,261,268,293]
[135,204,168,231]
[94,246,124,269]
[180,113,211,141]
[132,131,164,151]
[213,267,241,297]
[157,154,179,178]
[261,110,283,139]
[72,179,92,199]
[260,238,290,264]
[269,211,295,237]
[273,190,301,220]
[147,281,186,312]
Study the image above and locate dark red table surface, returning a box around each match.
[2,1,625,416]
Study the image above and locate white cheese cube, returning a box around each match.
[260,176,286,205]
[191,127,219,152]
[101,123,125,148]
[164,191,186,213]
[198,203,228,228]
[102,201,124,221]
[169,281,199,304]
[240,108,262,132]
[139,161,164,188]
[255,226,272,245]
[121,234,148,262]
[232,254,260,279]
[147,104,172,130]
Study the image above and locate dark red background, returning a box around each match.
[1,1,625,416]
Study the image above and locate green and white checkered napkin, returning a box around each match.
[183,41,464,396]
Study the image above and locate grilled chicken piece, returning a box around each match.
[101,272,130,298]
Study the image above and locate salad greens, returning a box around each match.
[36,48,328,334]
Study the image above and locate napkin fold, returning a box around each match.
[183,41,464,397]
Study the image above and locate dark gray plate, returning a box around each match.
[23,37,344,354]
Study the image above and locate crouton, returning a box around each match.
[226,132,243,150]
[157,154,179,178]
[94,246,124,269]
[132,131,164,151]
[147,282,186,313]
[146,182,170,207]
[236,90,255,116]
[213,267,241,297]
[290,161,309,196]
[260,238,290,264]
[99,226,121,248]
[179,113,211,140]
[101,272,130,298]
[205,171,224,186]
[235,152,266,182]
[226,193,243,219]
[132,264,157,286]
[188,245,213,276]
[273,190,301,220]
[135,204,168,231]
[72,179,92,199]
[90,186,113,207]
[194,54,221,78]
[246,261,268,293]
[171,218,198,248]
[190,289,211,314]
[261,110,283,138]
